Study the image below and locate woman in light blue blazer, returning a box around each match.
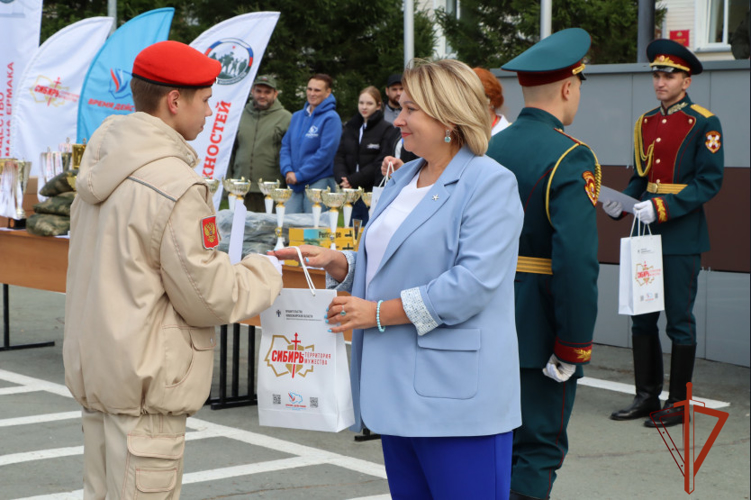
[275,59,523,500]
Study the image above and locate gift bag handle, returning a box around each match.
[377,161,394,188]
[292,246,316,296]
[630,212,653,237]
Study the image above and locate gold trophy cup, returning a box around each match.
[204,177,220,195]
[269,187,293,250]
[71,141,86,170]
[258,178,280,214]
[305,185,326,228]
[66,169,78,192]
[222,177,251,211]
[321,190,346,250]
[361,191,373,217]
[341,187,363,228]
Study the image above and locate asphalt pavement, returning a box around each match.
[1,285,748,499]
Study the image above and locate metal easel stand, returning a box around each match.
[205,323,257,410]
[1,284,56,351]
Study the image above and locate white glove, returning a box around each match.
[603,200,623,218]
[542,354,576,383]
[261,255,283,276]
[633,200,656,224]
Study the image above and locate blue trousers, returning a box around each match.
[285,176,337,213]
[381,432,513,500]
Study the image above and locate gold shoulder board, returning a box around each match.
[690,104,714,118]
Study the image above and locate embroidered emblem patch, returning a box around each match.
[574,347,592,362]
[582,171,597,206]
[705,131,721,153]
[201,216,219,250]
[654,198,668,223]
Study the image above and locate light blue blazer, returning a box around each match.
[336,145,524,437]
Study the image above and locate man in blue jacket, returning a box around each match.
[280,74,342,213]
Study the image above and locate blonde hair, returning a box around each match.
[401,59,491,156]
[360,85,382,107]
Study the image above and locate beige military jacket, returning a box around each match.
[63,112,282,417]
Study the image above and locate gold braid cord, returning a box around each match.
[634,114,653,177]
[546,133,603,224]
[588,144,602,202]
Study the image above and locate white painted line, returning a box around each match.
[0,446,83,466]
[0,369,73,398]
[17,457,384,500]
[578,377,730,409]
[16,493,82,500]
[0,385,39,396]
[182,456,322,483]
[0,411,80,428]
[187,417,389,479]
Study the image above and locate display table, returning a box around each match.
[0,228,328,294]
[0,229,348,410]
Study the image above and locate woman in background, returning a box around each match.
[334,85,396,224]
[474,67,510,135]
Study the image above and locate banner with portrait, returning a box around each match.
[188,12,280,208]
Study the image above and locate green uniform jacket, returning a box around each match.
[487,108,599,372]
[624,95,724,255]
[228,99,292,193]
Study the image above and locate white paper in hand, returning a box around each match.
[598,185,639,214]
[228,203,247,264]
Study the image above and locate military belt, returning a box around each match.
[516,256,553,275]
[647,182,687,194]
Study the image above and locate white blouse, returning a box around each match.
[365,172,432,289]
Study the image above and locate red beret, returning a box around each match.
[132,40,221,88]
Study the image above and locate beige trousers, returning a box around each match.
[81,408,187,500]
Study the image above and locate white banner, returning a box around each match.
[0,0,42,158]
[189,12,280,207]
[11,17,113,188]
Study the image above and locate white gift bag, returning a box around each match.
[370,160,394,217]
[258,250,354,432]
[618,217,665,315]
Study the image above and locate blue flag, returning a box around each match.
[76,8,173,142]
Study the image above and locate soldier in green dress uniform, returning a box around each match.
[486,28,600,500]
[604,39,724,428]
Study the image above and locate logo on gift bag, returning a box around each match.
[264,332,331,378]
[635,261,661,286]
[651,383,729,495]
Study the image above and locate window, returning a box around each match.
[696,0,748,51]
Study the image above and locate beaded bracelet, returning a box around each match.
[376,300,385,332]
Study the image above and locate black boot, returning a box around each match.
[611,335,663,420]
[645,343,696,428]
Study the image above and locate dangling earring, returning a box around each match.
[444,129,451,143]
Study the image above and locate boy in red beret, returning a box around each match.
[63,40,283,499]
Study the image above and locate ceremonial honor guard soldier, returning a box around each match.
[487,28,600,500]
[604,39,724,428]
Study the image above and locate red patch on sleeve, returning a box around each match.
[582,171,597,206]
[201,216,219,249]
[705,131,721,153]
